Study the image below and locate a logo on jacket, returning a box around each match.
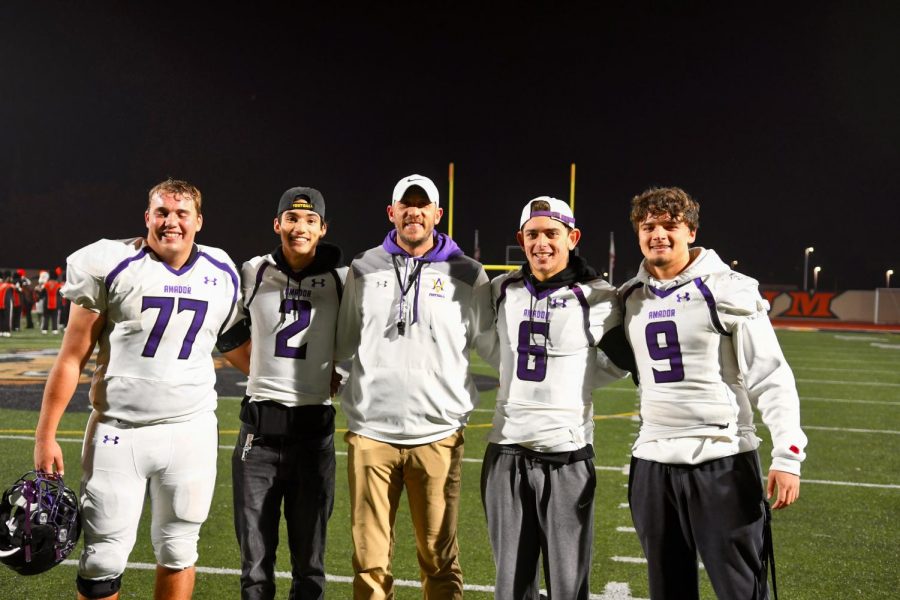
[676,292,691,303]
[429,278,446,298]
[549,297,568,309]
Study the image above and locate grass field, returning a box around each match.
[0,328,898,598]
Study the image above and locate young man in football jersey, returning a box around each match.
[481,197,630,600]
[34,178,251,600]
[232,187,346,600]
[335,174,495,599]
[621,186,807,600]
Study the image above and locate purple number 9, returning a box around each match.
[645,320,685,383]
[516,320,549,382]
[275,299,312,359]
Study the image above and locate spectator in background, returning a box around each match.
[17,270,36,329]
[0,271,12,337]
[41,271,62,334]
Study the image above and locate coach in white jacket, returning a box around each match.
[335,174,495,600]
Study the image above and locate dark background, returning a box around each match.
[2,2,897,289]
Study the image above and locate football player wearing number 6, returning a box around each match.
[33,178,251,600]
[232,187,346,600]
[621,187,808,600]
[481,197,633,600]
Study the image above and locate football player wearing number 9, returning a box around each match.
[621,187,808,600]
[231,187,346,599]
[481,197,632,600]
[33,178,252,600]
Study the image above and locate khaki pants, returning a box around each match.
[346,430,465,600]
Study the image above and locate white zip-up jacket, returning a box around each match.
[335,232,495,445]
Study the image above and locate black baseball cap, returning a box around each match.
[277,187,326,220]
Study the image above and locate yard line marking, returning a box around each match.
[796,379,900,387]
[611,556,646,564]
[803,425,900,435]
[802,396,899,406]
[4,436,897,490]
[616,526,637,533]
[793,366,900,376]
[803,479,900,489]
[872,343,900,350]
[56,559,641,599]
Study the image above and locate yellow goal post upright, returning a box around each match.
[471,162,578,274]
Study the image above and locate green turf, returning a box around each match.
[0,328,898,598]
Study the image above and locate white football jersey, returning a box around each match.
[63,238,245,424]
[489,270,622,452]
[242,250,347,407]
[622,248,807,473]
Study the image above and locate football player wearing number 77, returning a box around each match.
[34,178,251,600]
[481,197,634,600]
[621,186,808,600]
[231,187,347,600]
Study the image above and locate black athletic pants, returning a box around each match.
[232,421,336,600]
[628,451,769,600]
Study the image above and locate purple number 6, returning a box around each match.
[140,296,209,359]
[516,320,549,382]
[645,320,685,383]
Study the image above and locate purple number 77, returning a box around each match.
[141,296,209,359]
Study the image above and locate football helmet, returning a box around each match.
[0,471,81,575]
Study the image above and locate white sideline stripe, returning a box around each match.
[616,526,637,533]
[803,479,900,489]
[804,425,900,435]
[794,366,899,375]
[57,559,639,599]
[4,436,896,489]
[796,379,900,387]
[802,396,898,406]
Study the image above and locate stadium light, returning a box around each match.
[730,260,738,269]
[803,247,814,292]
[888,269,894,288]
[813,266,822,291]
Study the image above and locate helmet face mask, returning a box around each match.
[0,471,81,576]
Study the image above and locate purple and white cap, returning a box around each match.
[519,196,575,229]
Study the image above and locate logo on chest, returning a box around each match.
[428,277,447,298]
[676,292,691,303]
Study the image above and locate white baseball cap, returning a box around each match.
[392,174,440,208]
[519,196,575,229]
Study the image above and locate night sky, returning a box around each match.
[2,2,898,290]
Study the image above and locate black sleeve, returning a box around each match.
[598,324,639,386]
[216,318,251,353]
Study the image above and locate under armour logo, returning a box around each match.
[102,435,119,445]
[311,278,326,287]
[677,292,690,303]
[549,297,568,309]
[204,277,217,286]
[376,280,389,288]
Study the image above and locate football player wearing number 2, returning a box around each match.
[34,179,252,600]
[621,187,807,600]
[231,187,346,600]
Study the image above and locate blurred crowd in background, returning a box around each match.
[0,267,69,337]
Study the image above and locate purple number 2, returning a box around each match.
[275,299,312,359]
[141,296,209,359]
[645,320,685,383]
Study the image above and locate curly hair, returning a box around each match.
[629,186,699,232]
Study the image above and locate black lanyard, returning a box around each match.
[392,255,426,335]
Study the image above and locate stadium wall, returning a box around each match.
[762,289,900,325]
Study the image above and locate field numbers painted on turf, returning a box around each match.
[141,296,208,359]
